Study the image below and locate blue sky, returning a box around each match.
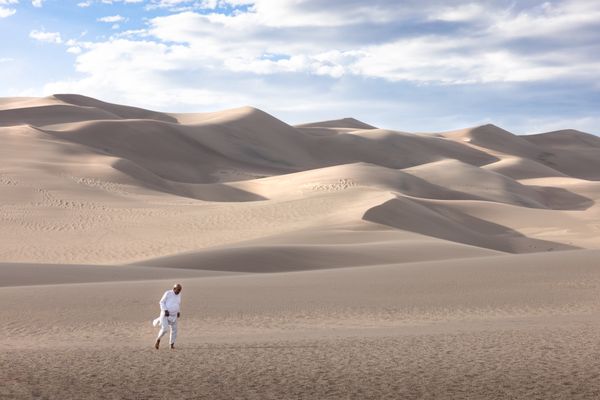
[1,0,599,134]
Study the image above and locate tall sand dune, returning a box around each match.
[442,124,600,180]
[523,129,600,149]
[441,124,542,159]
[0,94,598,264]
[482,156,568,179]
[295,117,377,130]
[53,94,177,123]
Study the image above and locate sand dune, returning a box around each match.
[404,159,550,208]
[134,226,500,272]
[0,104,120,127]
[306,127,498,169]
[482,156,568,179]
[442,124,600,181]
[404,159,593,210]
[0,95,598,264]
[54,94,178,123]
[295,117,377,130]
[523,129,600,149]
[0,96,66,110]
[0,262,232,287]
[441,124,542,159]
[521,130,600,181]
[364,196,577,253]
[230,162,481,201]
[2,94,600,398]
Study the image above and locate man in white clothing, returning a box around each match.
[153,283,182,350]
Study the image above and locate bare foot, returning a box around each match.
[154,340,160,350]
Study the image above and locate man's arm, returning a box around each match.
[159,291,169,316]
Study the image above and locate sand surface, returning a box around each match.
[1,95,600,399]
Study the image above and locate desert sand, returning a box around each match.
[1,94,600,399]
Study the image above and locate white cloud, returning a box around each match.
[242,0,398,27]
[38,0,600,91]
[67,46,82,54]
[31,0,43,7]
[347,35,600,84]
[199,0,219,8]
[79,0,142,6]
[0,7,16,17]
[146,0,217,9]
[114,28,148,38]
[0,0,17,17]
[29,29,63,44]
[98,14,127,23]
[150,0,190,6]
[143,6,600,85]
[34,0,600,133]
[35,0,599,114]
[431,3,487,22]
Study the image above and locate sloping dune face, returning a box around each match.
[0,94,599,267]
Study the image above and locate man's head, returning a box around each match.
[173,284,182,295]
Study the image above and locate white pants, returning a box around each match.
[153,313,178,344]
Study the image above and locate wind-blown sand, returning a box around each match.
[1,94,600,399]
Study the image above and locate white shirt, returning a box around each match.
[159,290,181,313]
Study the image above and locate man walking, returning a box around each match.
[153,283,182,350]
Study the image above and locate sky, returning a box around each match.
[1,0,599,134]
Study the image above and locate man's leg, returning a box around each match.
[169,319,178,349]
[155,316,169,349]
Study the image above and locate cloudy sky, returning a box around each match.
[1,0,599,133]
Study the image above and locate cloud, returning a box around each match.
[0,7,16,17]
[0,0,17,17]
[67,46,82,54]
[36,1,600,133]
[490,1,600,39]
[29,29,63,44]
[79,0,142,6]
[31,0,43,7]
[145,0,216,10]
[97,14,127,23]
[430,3,488,22]
[43,1,600,85]
[141,3,600,84]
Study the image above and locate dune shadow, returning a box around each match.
[532,186,595,211]
[131,245,394,273]
[363,196,579,254]
[112,159,267,202]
